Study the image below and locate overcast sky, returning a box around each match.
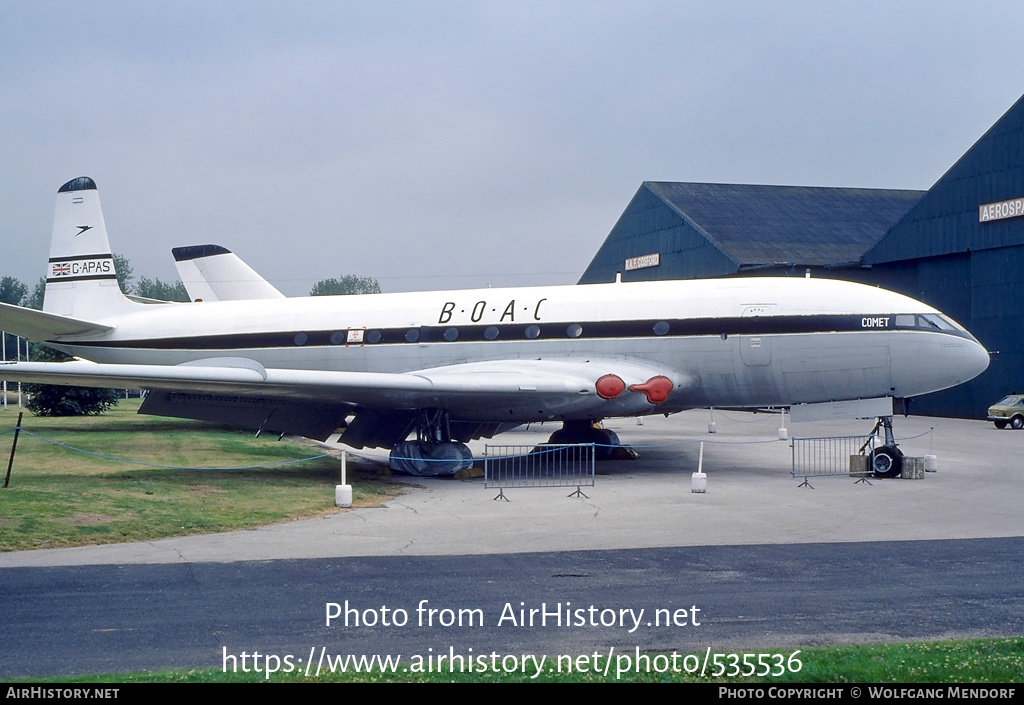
[2,1,1023,295]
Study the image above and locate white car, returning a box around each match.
[988,394,1024,429]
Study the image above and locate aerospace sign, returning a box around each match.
[979,197,1024,223]
[624,253,660,271]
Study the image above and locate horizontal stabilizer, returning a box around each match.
[0,301,113,342]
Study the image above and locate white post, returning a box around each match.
[691,440,707,493]
[2,330,6,410]
[335,450,352,507]
[925,427,937,472]
[17,337,24,407]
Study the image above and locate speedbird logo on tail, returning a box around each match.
[75,225,92,237]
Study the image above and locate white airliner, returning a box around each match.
[0,177,990,475]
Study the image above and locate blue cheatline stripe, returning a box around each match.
[60,313,969,352]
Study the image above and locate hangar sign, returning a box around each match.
[625,253,660,271]
[979,197,1024,223]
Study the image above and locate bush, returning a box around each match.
[23,346,120,417]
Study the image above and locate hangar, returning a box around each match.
[580,94,1024,420]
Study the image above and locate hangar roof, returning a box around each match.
[645,181,924,267]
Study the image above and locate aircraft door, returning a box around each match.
[740,305,773,367]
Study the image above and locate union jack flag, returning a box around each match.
[52,263,71,276]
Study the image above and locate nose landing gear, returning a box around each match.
[870,415,903,479]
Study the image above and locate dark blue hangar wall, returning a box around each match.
[862,94,1024,419]
[578,182,923,284]
[578,94,1024,419]
[577,183,741,283]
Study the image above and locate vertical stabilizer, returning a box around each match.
[44,177,136,319]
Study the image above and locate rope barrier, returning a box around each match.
[2,419,937,467]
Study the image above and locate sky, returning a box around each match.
[2,1,1023,295]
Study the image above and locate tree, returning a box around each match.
[135,276,189,302]
[0,276,28,361]
[23,345,120,417]
[24,277,45,310]
[310,275,381,296]
[1,276,30,366]
[113,253,134,295]
[0,276,27,306]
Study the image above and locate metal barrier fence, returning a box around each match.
[791,434,875,486]
[483,443,595,500]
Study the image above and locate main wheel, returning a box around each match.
[872,445,903,478]
[1012,416,1024,430]
[994,420,1008,429]
[546,423,622,460]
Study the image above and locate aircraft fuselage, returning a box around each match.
[46,275,989,419]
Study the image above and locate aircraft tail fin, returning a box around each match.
[172,244,285,302]
[43,177,137,320]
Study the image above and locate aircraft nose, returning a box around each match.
[890,331,990,398]
[964,335,991,382]
[931,334,989,390]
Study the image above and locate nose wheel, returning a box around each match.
[870,416,903,478]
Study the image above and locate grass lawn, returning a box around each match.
[23,637,1024,683]
[0,399,402,551]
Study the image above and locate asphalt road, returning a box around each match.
[4,538,1023,679]
[2,411,1022,679]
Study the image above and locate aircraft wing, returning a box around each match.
[0,356,692,447]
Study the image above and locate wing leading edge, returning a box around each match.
[0,356,692,447]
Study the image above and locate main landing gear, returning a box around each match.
[545,420,638,460]
[869,415,903,479]
[389,409,474,476]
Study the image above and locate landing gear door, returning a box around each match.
[740,304,774,366]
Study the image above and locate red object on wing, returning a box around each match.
[629,376,673,404]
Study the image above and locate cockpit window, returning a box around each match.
[918,314,959,332]
[895,314,916,327]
